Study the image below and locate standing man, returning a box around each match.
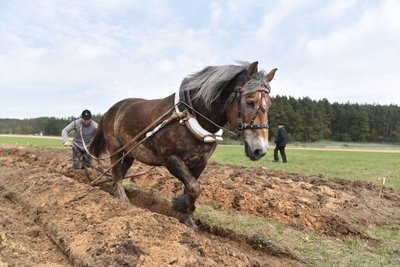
[273,123,288,163]
[61,109,98,169]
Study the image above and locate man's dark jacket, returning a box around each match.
[275,127,287,147]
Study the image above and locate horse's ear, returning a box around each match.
[266,68,278,82]
[246,61,258,80]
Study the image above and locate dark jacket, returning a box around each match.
[275,127,287,147]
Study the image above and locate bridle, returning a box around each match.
[175,81,272,140]
[233,85,270,137]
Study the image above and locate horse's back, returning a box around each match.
[103,95,173,130]
[101,94,215,168]
[101,95,175,155]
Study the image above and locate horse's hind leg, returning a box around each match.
[110,153,133,203]
[121,154,134,177]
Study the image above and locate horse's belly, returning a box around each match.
[131,143,216,169]
[182,147,215,165]
[130,144,162,166]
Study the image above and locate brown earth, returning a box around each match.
[1,145,399,266]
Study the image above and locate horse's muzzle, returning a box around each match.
[244,140,268,161]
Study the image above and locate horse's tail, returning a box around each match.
[90,117,107,157]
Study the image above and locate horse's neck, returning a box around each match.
[191,78,242,133]
[193,99,227,134]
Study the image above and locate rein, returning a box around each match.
[84,85,270,183]
[81,105,178,162]
[177,101,238,138]
[81,105,186,185]
[178,85,270,139]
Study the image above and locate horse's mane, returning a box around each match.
[182,63,248,110]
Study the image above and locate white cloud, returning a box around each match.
[268,0,400,105]
[209,2,224,23]
[257,0,315,40]
[76,44,114,59]
[0,0,399,118]
[317,0,358,21]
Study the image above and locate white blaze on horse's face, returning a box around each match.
[242,90,271,161]
[240,67,277,161]
[226,65,277,161]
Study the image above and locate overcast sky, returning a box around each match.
[1,0,399,119]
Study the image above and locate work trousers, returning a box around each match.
[274,146,287,162]
[72,146,92,169]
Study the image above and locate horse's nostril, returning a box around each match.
[254,149,265,157]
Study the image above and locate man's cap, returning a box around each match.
[81,109,92,120]
[277,123,284,126]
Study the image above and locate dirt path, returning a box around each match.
[1,145,399,266]
[0,189,68,267]
[0,146,301,266]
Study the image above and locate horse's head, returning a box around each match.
[227,62,277,161]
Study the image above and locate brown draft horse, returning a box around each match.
[90,61,277,228]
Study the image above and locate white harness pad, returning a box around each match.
[174,90,223,143]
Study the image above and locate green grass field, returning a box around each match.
[1,135,399,189]
[210,145,400,190]
[0,135,63,147]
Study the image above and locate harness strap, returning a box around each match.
[82,105,177,162]
[89,107,184,185]
[236,87,244,134]
[175,87,226,142]
[234,86,270,137]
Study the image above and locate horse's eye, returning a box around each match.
[246,100,255,108]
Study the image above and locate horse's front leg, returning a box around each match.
[166,155,202,229]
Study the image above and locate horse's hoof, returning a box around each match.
[177,212,198,229]
[111,183,130,203]
[186,217,198,230]
[119,195,130,203]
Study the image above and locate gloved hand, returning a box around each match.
[64,141,71,147]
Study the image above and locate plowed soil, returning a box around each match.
[1,145,399,266]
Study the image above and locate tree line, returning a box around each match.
[0,115,102,137]
[0,96,399,143]
[268,96,399,143]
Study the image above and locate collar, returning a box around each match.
[175,87,223,143]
